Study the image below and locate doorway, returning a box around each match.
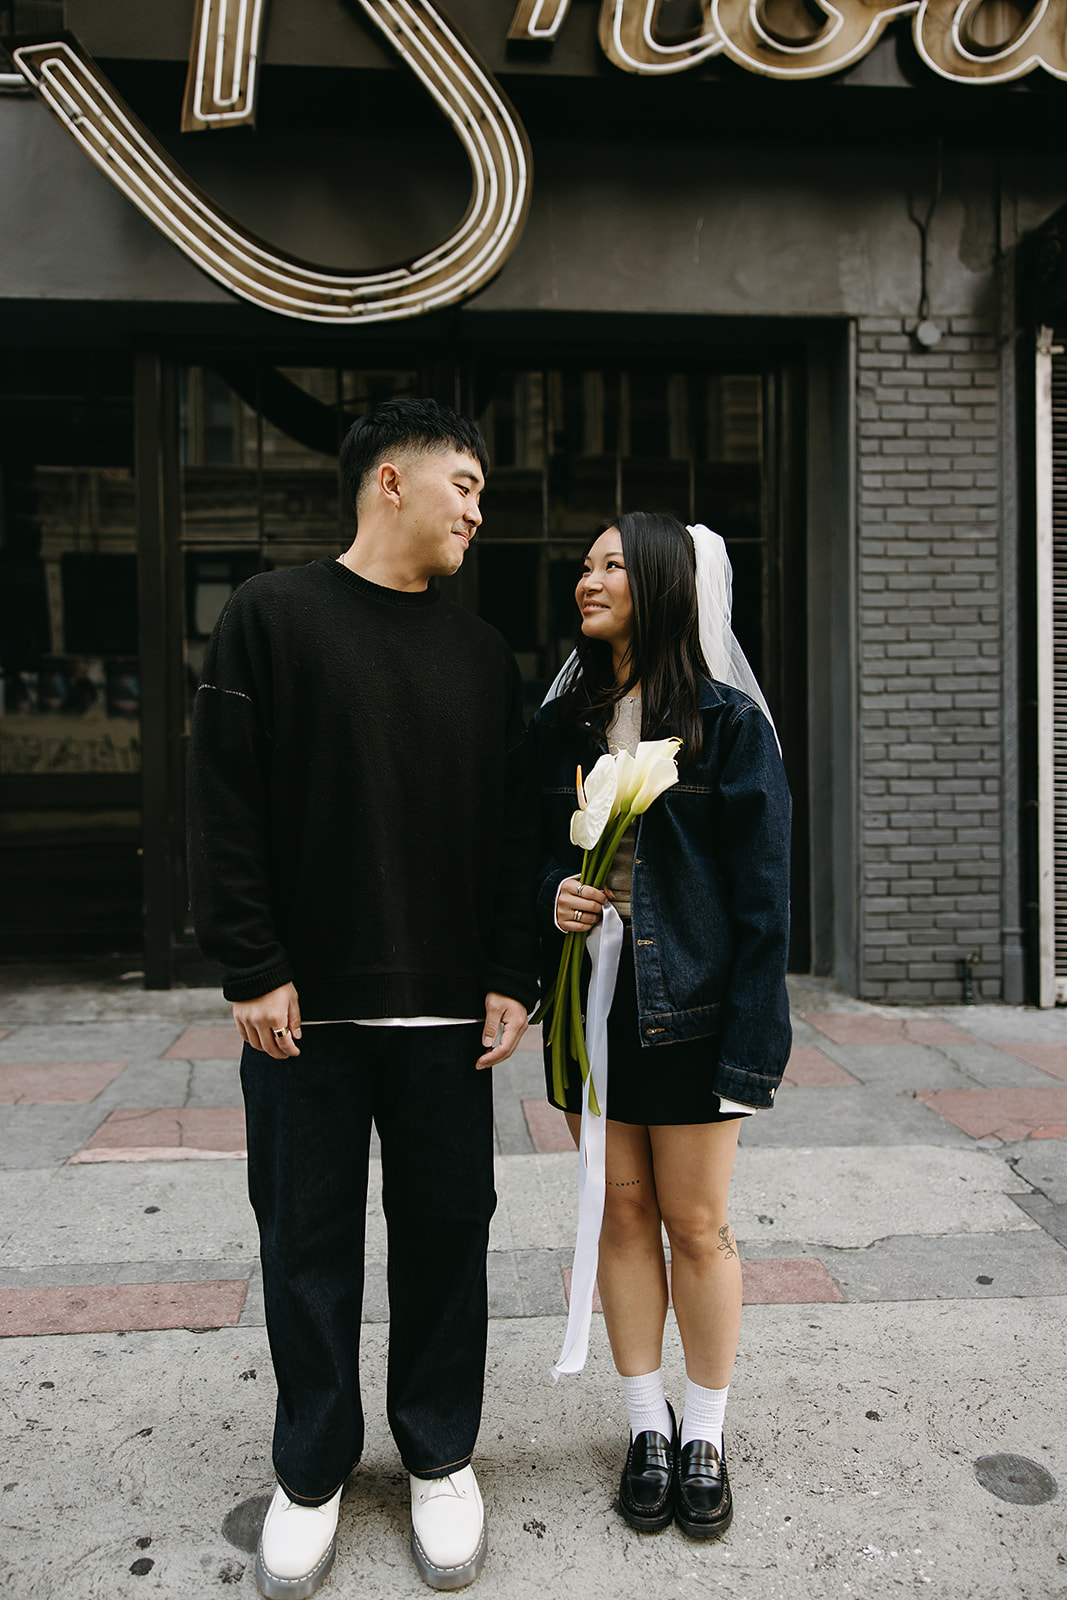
[167,344,809,972]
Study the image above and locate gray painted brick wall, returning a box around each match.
[856,315,1002,1003]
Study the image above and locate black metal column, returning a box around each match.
[135,351,183,989]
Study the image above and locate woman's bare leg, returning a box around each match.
[564,1112,668,1375]
[649,1119,743,1389]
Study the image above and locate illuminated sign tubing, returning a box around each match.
[6,0,1067,328]
[515,0,1067,81]
[181,0,268,131]
[9,8,532,324]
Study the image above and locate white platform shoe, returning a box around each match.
[255,1483,341,1599]
[409,1466,487,1590]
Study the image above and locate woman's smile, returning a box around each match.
[577,528,634,653]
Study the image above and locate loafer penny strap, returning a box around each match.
[679,1438,724,1486]
[631,1429,672,1476]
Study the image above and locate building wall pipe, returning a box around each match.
[997,220,1025,1003]
[837,319,861,995]
[1035,324,1058,1006]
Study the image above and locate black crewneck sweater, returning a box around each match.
[187,559,539,1018]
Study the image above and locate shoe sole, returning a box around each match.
[675,1501,733,1541]
[618,1497,673,1534]
[254,1536,336,1599]
[410,1519,487,1590]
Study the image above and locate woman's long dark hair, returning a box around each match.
[556,511,709,766]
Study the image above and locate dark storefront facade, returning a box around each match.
[1,0,1066,1000]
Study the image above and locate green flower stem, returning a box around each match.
[551,997,566,1104]
[547,842,626,1112]
[590,812,635,888]
[528,991,551,1027]
[568,936,601,1116]
[546,932,572,1039]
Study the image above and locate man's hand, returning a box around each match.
[234,982,302,1059]
[476,992,529,1069]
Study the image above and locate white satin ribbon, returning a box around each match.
[552,900,625,1379]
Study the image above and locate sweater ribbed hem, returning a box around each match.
[296,974,488,1023]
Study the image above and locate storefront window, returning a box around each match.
[471,366,767,700]
[0,465,140,778]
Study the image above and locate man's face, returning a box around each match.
[400,448,484,578]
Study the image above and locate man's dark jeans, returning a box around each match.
[241,1021,495,1506]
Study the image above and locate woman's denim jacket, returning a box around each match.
[527,679,793,1110]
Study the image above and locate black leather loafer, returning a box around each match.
[617,1402,676,1532]
[675,1434,733,1541]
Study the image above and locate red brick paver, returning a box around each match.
[916,1086,1067,1141]
[163,1025,242,1060]
[562,1267,605,1314]
[801,1013,976,1046]
[783,1047,860,1088]
[992,1043,1067,1082]
[0,1281,247,1337]
[0,1061,126,1104]
[741,1258,845,1304]
[69,1106,246,1162]
[523,1097,574,1152]
[563,1256,843,1311]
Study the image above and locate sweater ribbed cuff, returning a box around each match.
[483,965,540,1015]
[222,961,295,1003]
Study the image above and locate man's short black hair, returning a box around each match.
[339,397,489,513]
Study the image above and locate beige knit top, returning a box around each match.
[606,696,641,920]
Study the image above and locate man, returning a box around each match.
[187,398,539,1596]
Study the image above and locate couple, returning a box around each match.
[187,398,792,1598]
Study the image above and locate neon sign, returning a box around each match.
[8,6,531,324]
[514,0,1067,81]
[4,0,1065,326]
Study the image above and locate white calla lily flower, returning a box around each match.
[616,738,683,816]
[570,753,618,850]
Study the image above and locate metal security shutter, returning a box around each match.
[1053,337,1067,993]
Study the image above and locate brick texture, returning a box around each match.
[856,317,1002,1002]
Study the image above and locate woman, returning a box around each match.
[527,511,791,1540]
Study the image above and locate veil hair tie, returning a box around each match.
[543,521,780,751]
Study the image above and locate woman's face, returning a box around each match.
[576,528,634,654]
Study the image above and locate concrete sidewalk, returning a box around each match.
[1,968,1065,1599]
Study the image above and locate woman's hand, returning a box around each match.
[555,876,612,933]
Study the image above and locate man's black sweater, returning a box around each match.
[187,559,539,1019]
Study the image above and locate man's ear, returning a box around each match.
[378,460,402,508]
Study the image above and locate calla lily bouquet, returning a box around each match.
[535,737,683,1113]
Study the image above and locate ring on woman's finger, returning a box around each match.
[576,882,586,898]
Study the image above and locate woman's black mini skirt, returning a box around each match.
[543,926,744,1126]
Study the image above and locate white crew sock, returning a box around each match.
[680,1377,729,1453]
[620,1369,673,1442]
